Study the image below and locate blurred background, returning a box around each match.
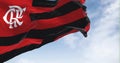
[5,0,119,63]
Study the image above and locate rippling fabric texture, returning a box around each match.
[0,0,90,62]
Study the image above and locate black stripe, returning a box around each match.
[67,17,90,29]
[67,17,90,37]
[0,44,42,63]
[0,39,54,63]
[26,17,89,39]
[27,28,73,42]
[26,26,69,39]
[30,1,82,21]
[32,0,58,7]
[0,33,27,46]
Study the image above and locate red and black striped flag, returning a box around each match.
[0,0,90,62]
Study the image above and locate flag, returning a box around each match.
[0,0,90,62]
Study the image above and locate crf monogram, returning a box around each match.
[3,6,26,29]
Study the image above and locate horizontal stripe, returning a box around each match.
[30,1,82,20]
[33,8,86,30]
[29,0,70,13]
[0,38,48,62]
[27,28,72,39]
[0,44,41,63]
[0,33,27,46]
[32,0,58,7]
[0,38,42,55]
[67,17,90,29]
[26,17,89,39]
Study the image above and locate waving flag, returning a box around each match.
[0,0,90,62]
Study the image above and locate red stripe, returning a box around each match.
[84,23,90,32]
[0,38,42,54]
[34,8,87,30]
[80,0,86,4]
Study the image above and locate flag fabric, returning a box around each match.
[72,0,86,4]
[80,0,86,4]
[0,0,90,62]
